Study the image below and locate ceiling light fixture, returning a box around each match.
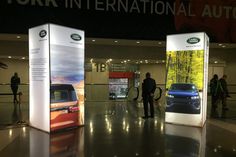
[17,36,21,39]
[8,56,12,58]
[106,58,112,63]
[136,41,140,44]
[92,39,96,42]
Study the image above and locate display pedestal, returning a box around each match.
[29,24,85,132]
[165,32,209,127]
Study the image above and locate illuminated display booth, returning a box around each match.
[165,32,209,127]
[29,24,85,132]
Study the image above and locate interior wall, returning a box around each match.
[208,64,225,83]
[85,63,109,101]
[139,64,166,85]
[1,59,234,86]
[225,62,236,84]
[0,58,28,84]
[86,45,166,60]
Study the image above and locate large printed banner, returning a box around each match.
[1,0,235,42]
[29,24,84,132]
[165,32,209,127]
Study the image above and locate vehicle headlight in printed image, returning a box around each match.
[191,96,199,100]
[167,94,174,98]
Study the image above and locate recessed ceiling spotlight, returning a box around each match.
[127,59,130,62]
[218,43,222,46]
[114,40,118,43]
[222,45,226,48]
[106,58,112,63]
[140,61,143,63]
[158,42,162,44]
[214,61,218,64]
[17,36,21,39]
[92,39,96,42]
[22,57,25,59]
[8,56,12,58]
[136,41,140,44]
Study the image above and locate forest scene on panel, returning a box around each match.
[166,50,204,90]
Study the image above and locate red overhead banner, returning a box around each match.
[109,72,134,78]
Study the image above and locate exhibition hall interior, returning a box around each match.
[1,0,236,157]
[1,33,236,157]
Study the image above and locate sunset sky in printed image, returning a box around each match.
[50,45,84,84]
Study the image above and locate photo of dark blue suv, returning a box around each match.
[166,83,201,114]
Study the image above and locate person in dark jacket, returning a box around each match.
[210,74,220,110]
[209,74,223,117]
[219,75,230,111]
[142,72,156,119]
[11,72,21,103]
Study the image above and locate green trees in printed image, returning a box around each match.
[166,50,204,90]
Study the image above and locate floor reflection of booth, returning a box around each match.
[30,127,84,157]
[165,124,206,157]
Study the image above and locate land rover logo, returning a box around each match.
[71,34,81,41]
[39,30,47,38]
[187,37,200,44]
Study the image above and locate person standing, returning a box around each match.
[142,72,156,119]
[219,75,230,111]
[210,74,221,112]
[11,72,21,103]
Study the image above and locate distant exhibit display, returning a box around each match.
[29,24,85,132]
[165,32,209,127]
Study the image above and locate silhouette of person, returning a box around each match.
[142,72,156,119]
[210,74,220,110]
[219,75,230,111]
[209,74,223,118]
[11,72,20,103]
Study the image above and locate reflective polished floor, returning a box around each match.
[1,98,236,157]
